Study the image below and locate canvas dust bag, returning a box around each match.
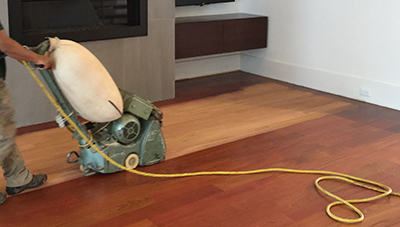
[48,37,123,122]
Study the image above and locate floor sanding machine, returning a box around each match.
[29,39,166,176]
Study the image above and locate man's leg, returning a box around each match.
[0,192,5,204]
[1,144,33,187]
[0,80,47,197]
[0,80,33,188]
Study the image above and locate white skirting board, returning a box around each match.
[240,54,400,111]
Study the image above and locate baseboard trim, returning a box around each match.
[17,121,58,136]
[240,54,400,111]
[17,116,87,136]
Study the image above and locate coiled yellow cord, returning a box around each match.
[78,131,93,148]
[79,122,110,147]
[23,61,400,224]
[93,121,111,135]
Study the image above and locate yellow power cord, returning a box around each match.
[22,61,400,224]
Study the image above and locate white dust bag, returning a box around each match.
[48,37,123,122]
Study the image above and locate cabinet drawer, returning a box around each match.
[176,21,224,59]
[223,17,268,52]
[175,14,268,59]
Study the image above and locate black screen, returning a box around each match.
[176,0,235,7]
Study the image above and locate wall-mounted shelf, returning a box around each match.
[175,13,268,59]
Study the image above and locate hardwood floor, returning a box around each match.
[2,71,353,191]
[2,71,400,226]
[160,79,352,160]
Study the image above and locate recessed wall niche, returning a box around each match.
[8,0,148,46]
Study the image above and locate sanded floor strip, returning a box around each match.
[161,82,353,159]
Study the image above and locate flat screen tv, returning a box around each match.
[176,0,235,7]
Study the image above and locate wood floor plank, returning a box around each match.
[125,219,158,227]
[161,82,353,159]
[1,71,400,226]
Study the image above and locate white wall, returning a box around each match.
[175,1,242,80]
[240,0,400,111]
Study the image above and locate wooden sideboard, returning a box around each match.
[175,13,268,59]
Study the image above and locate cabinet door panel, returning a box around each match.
[223,17,268,53]
[176,21,224,59]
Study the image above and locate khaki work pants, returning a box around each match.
[0,79,32,187]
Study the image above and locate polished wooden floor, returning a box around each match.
[2,71,400,226]
[2,71,353,190]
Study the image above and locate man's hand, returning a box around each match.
[0,30,55,69]
[34,55,54,70]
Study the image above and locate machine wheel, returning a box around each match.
[125,153,139,169]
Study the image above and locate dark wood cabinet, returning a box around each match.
[175,13,268,59]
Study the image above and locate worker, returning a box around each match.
[0,20,54,205]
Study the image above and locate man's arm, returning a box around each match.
[0,30,53,69]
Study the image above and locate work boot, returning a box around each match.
[5,174,47,196]
[0,193,5,205]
